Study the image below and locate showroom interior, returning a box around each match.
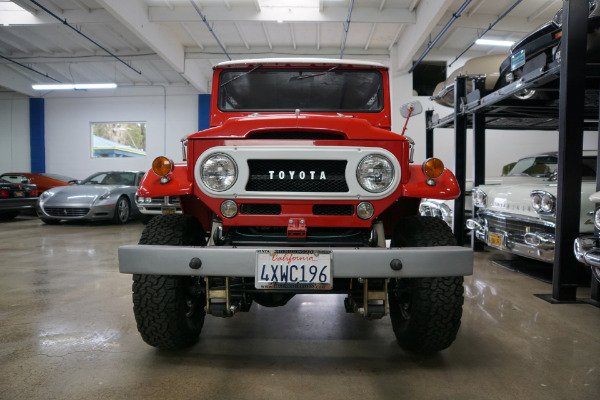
[1,0,599,399]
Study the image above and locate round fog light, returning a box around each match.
[221,200,238,218]
[356,202,374,220]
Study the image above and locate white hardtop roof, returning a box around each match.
[215,58,387,70]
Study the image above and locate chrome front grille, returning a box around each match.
[245,159,349,192]
[44,207,90,217]
[483,212,555,245]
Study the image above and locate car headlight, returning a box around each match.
[531,190,555,215]
[201,153,238,192]
[472,188,487,208]
[39,191,54,202]
[356,154,394,193]
[99,190,111,200]
[594,208,600,230]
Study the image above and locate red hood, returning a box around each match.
[187,114,405,141]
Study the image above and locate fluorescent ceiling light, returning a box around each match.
[32,83,118,90]
[475,39,515,47]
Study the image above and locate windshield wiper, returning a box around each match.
[293,66,338,80]
[220,65,262,87]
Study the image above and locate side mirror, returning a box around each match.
[400,101,423,118]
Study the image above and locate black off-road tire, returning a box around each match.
[132,214,207,349]
[388,216,464,353]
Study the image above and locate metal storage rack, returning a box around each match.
[425,1,599,305]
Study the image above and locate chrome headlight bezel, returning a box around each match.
[39,190,54,202]
[531,190,556,216]
[200,153,238,192]
[356,154,394,193]
[594,208,600,230]
[472,188,487,208]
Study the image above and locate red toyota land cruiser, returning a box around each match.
[119,58,473,353]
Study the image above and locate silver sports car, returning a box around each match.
[36,170,146,224]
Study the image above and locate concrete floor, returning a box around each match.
[0,216,598,400]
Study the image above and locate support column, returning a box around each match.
[549,0,588,302]
[425,109,434,159]
[471,78,486,251]
[453,76,467,246]
[29,98,45,173]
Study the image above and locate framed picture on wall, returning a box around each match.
[91,122,147,158]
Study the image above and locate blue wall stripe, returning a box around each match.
[198,94,211,131]
[29,98,45,173]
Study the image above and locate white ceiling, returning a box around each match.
[0,0,563,97]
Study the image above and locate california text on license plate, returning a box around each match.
[255,250,332,290]
[488,232,503,247]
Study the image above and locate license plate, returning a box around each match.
[511,49,525,71]
[14,191,24,197]
[488,232,504,247]
[161,207,176,214]
[255,250,332,290]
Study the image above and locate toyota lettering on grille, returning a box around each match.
[268,171,326,180]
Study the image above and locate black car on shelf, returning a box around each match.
[494,1,600,100]
[0,177,39,220]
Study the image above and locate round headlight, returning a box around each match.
[356,155,394,193]
[220,200,238,218]
[541,193,555,213]
[472,188,487,208]
[201,153,238,192]
[356,202,374,220]
[594,209,600,230]
[531,193,542,211]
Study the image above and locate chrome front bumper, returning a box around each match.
[467,216,555,263]
[573,236,600,282]
[118,245,473,278]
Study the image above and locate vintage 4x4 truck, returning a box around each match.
[118,58,473,353]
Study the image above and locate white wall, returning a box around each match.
[0,93,30,172]
[43,91,198,180]
[389,52,598,180]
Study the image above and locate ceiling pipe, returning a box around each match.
[27,0,142,76]
[0,54,62,83]
[408,0,472,73]
[340,0,355,59]
[449,0,524,67]
[189,0,231,61]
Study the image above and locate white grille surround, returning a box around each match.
[194,146,402,201]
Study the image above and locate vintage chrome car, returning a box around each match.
[431,54,506,108]
[0,172,75,193]
[494,1,600,99]
[0,177,38,220]
[36,170,145,224]
[467,169,597,263]
[135,195,182,224]
[574,191,600,283]
[419,151,586,227]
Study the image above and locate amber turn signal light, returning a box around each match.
[422,158,444,179]
[152,156,174,177]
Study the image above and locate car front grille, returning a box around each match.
[313,204,354,216]
[44,207,90,217]
[240,204,282,215]
[484,213,554,244]
[245,159,348,192]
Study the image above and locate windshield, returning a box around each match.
[218,68,383,112]
[507,156,596,177]
[508,156,557,176]
[81,172,137,186]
